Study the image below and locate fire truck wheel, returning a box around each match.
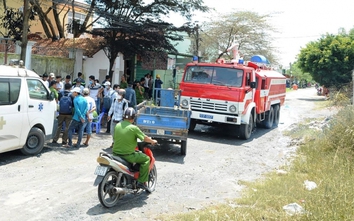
[189,120,196,131]
[263,106,274,129]
[273,105,280,127]
[239,113,253,140]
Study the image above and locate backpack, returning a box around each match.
[103,96,112,111]
[59,93,73,114]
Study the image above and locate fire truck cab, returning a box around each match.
[179,55,286,140]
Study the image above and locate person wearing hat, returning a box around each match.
[49,73,55,83]
[65,87,88,148]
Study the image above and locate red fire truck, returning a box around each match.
[179,53,286,139]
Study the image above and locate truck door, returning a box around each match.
[0,78,25,152]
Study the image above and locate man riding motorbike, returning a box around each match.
[112,107,157,191]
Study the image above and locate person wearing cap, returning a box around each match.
[72,78,84,94]
[103,81,115,133]
[113,107,157,192]
[107,88,128,147]
[49,73,55,83]
[66,87,88,148]
[82,88,96,146]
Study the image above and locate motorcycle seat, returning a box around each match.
[112,154,140,172]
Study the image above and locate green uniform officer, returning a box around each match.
[112,107,157,191]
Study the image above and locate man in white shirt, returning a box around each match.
[82,88,96,146]
[55,75,64,92]
[88,75,103,114]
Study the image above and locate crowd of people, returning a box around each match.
[43,71,163,149]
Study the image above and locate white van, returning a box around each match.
[0,64,57,155]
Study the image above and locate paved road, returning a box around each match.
[0,87,332,221]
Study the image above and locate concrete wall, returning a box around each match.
[0,53,75,77]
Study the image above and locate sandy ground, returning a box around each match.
[0,87,335,221]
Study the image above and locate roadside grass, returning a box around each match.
[160,106,354,221]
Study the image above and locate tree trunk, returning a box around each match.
[52,2,65,38]
[21,0,30,62]
[30,0,52,38]
[31,0,57,39]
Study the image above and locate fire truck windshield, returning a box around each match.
[184,66,243,87]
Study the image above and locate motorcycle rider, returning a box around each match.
[113,107,157,191]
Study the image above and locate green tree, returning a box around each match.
[297,32,354,88]
[91,0,209,78]
[193,11,278,63]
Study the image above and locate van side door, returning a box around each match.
[0,78,25,153]
[26,79,56,140]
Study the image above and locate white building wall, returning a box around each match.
[82,50,125,85]
[82,49,109,84]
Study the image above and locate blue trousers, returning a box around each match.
[68,119,85,146]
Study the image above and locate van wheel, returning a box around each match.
[263,106,274,129]
[21,128,45,155]
[273,105,280,127]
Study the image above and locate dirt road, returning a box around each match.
[0,87,334,221]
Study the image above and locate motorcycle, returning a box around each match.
[93,142,157,208]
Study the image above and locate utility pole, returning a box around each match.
[20,0,29,62]
[195,24,199,62]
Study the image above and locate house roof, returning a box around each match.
[32,38,105,58]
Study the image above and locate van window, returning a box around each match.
[27,79,48,100]
[0,79,21,105]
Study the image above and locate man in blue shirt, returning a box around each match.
[124,82,137,108]
[65,87,88,148]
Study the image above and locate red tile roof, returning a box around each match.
[32,38,105,58]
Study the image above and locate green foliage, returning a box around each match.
[196,11,278,63]
[297,33,354,88]
[0,8,35,41]
[161,107,354,221]
[91,0,209,77]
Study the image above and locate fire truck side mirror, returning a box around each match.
[250,82,256,88]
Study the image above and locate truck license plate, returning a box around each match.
[200,114,213,119]
[157,129,165,135]
[94,166,108,176]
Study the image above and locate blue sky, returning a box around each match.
[186,0,354,67]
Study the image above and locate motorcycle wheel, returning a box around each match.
[147,165,157,192]
[98,171,124,208]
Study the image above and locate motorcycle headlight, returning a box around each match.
[181,99,189,107]
[229,105,237,112]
